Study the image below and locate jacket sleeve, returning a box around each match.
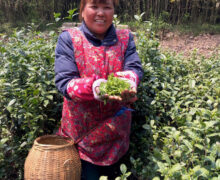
[115,32,143,86]
[54,31,96,101]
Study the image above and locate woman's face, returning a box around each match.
[82,0,114,40]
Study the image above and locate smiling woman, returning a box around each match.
[54,0,143,179]
[80,0,119,39]
[79,0,119,19]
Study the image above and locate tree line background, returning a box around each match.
[0,0,220,26]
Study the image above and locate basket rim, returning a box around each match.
[34,135,74,150]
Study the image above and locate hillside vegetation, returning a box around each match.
[0,21,219,179]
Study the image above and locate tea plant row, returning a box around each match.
[0,23,219,179]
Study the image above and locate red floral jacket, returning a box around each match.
[56,26,141,165]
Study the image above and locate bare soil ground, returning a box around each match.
[159,32,220,57]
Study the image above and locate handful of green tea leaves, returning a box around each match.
[99,74,131,96]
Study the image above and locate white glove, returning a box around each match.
[114,71,138,85]
[92,79,107,101]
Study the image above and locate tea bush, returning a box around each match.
[0,25,62,179]
[130,23,220,179]
[0,22,219,180]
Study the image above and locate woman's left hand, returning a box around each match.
[121,87,137,103]
[105,86,137,103]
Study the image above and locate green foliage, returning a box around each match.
[116,164,132,180]
[54,12,62,22]
[54,8,78,22]
[0,25,62,179]
[65,9,79,21]
[149,14,172,33]
[127,12,171,35]
[99,74,131,96]
[0,16,219,180]
[130,21,220,179]
[99,164,131,180]
[113,14,121,28]
[134,12,145,23]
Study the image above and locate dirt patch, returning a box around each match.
[159,32,220,57]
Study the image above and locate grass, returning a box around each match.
[170,23,220,36]
[125,18,220,36]
[0,20,64,34]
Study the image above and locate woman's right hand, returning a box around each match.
[104,87,137,103]
[92,79,107,101]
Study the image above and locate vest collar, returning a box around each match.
[79,21,118,46]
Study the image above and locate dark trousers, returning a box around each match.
[81,159,122,180]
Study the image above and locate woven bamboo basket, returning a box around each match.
[24,135,81,180]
